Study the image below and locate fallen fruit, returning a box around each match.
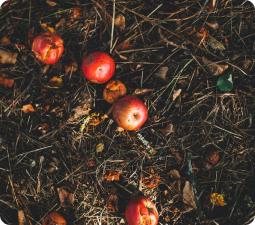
[112,95,148,131]
[32,32,64,64]
[82,51,115,84]
[103,80,127,104]
[42,212,67,225]
[125,196,158,225]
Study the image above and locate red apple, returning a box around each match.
[42,212,67,225]
[125,196,158,225]
[112,95,148,131]
[103,80,127,104]
[82,51,115,84]
[32,32,64,64]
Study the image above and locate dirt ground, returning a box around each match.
[0,0,255,224]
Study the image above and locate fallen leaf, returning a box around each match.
[183,181,197,210]
[210,193,226,206]
[18,210,25,225]
[85,158,96,168]
[0,49,18,64]
[204,149,220,169]
[197,27,209,45]
[48,76,63,88]
[243,58,253,71]
[155,66,169,80]
[133,88,154,96]
[70,7,81,20]
[37,123,50,134]
[202,57,228,76]
[67,92,92,123]
[40,22,55,33]
[46,0,57,6]
[0,75,14,88]
[64,61,78,74]
[57,186,74,208]
[103,171,121,182]
[21,104,36,113]
[106,194,119,212]
[142,174,160,189]
[96,143,104,153]
[55,18,65,30]
[114,14,126,31]
[169,169,181,180]
[172,89,182,101]
[206,21,219,30]
[207,35,225,51]
[160,123,175,136]
[0,36,11,46]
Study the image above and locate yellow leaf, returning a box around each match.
[48,76,63,88]
[21,104,36,113]
[210,193,226,206]
[96,143,104,153]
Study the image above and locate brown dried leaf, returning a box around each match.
[64,61,78,74]
[169,169,181,180]
[70,7,82,20]
[133,88,154,96]
[85,158,96,168]
[48,76,63,88]
[18,210,26,225]
[0,75,14,88]
[183,181,197,210]
[21,104,36,113]
[114,14,126,31]
[67,93,92,123]
[57,186,74,208]
[0,49,17,64]
[103,171,121,182]
[160,123,175,136]
[106,194,119,212]
[155,66,168,80]
[172,89,182,101]
[202,57,228,76]
[207,36,225,51]
[142,174,160,189]
[0,36,11,46]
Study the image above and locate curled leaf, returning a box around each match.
[57,186,74,208]
[210,193,226,206]
[48,76,63,88]
[114,14,126,31]
[21,104,36,113]
[183,181,197,210]
[202,57,228,76]
[96,143,104,153]
[103,171,121,182]
[172,89,182,101]
[0,49,17,64]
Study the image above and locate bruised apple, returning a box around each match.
[32,32,64,64]
[82,51,115,84]
[103,80,127,104]
[42,212,67,225]
[112,95,148,131]
[125,196,158,225]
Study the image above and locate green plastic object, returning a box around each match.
[216,73,233,92]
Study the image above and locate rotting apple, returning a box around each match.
[82,51,115,84]
[42,212,67,225]
[125,196,158,225]
[103,80,127,104]
[32,32,64,64]
[112,95,148,131]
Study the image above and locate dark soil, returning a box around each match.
[0,0,255,224]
